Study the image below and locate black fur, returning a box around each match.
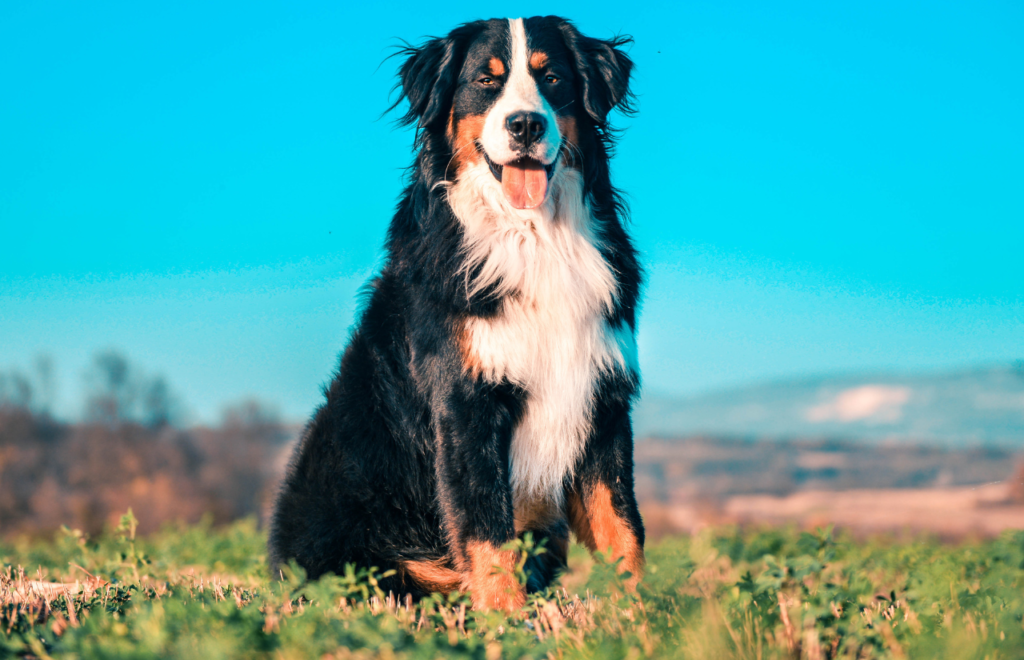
[269,16,643,600]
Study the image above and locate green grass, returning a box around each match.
[3,512,1023,659]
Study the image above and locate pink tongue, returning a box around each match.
[501,160,548,209]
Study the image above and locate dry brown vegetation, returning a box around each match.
[0,404,291,538]
[635,436,1024,540]
[4,351,1024,544]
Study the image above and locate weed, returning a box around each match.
[2,516,1023,658]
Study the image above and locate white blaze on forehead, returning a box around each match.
[478,18,562,166]
[505,19,540,112]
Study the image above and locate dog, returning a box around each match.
[269,15,643,612]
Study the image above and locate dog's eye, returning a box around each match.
[545,74,559,84]
[479,77,494,85]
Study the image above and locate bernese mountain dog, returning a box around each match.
[269,15,643,612]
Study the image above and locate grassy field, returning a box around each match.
[2,513,1023,659]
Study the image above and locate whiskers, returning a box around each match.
[433,140,479,192]
[561,138,585,177]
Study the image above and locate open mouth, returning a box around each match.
[483,153,556,183]
[482,150,555,210]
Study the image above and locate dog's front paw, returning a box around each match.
[465,541,526,612]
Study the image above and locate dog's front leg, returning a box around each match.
[568,392,646,591]
[433,380,525,612]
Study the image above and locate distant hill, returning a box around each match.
[634,364,1024,446]
[633,436,1022,501]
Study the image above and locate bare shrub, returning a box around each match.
[0,352,293,537]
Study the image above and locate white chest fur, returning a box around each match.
[447,163,639,510]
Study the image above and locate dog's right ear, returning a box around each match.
[392,23,480,132]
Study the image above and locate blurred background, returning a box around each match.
[1,0,1022,539]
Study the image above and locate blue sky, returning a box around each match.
[1,0,1021,423]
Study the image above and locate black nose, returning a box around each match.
[505,112,547,148]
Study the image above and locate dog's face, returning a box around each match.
[396,16,634,210]
[450,19,574,209]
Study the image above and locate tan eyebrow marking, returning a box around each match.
[529,51,549,70]
[488,57,505,76]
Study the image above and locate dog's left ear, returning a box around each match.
[392,22,480,132]
[559,21,636,127]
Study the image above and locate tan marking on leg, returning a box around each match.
[568,482,644,590]
[488,57,505,77]
[399,558,462,594]
[529,51,549,70]
[464,540,525,612]
[557,116,581,169]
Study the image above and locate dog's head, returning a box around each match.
[394,17,634,210]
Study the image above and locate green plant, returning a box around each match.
[3,513,1023,658]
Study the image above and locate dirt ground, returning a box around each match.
[642,481,1024,539]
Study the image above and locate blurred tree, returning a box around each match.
[32,354,56,416]
[84,350,136,423]
[141,376,180,428]
[83,350,181,427]
[0,369,33,410]
[1,359,294,537]
[222,398,282,430]
[201,398,291,520]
